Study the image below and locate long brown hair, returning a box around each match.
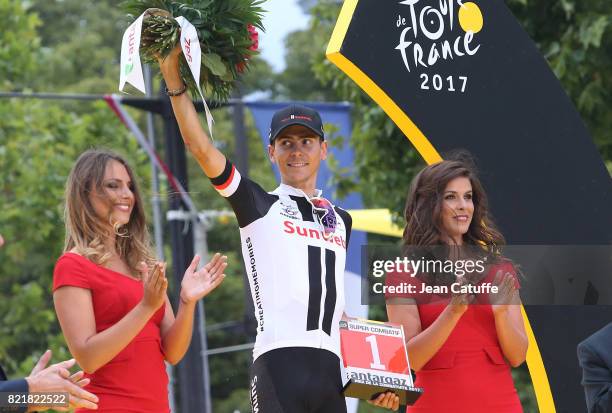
[403,159,504,250]
[63,149,155,276]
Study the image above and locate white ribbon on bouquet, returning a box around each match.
[119,13,145,93]
[119,10,214,137]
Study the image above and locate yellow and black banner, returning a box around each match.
[327,1,612,411]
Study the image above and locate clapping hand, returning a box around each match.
[448,276,473,316]
[180,253,227,305]
[490,270,520,315]
[140,262,168,311]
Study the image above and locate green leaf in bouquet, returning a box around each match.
[193,0,214,9]
[202,53,227,77]
[122,0,265,101]
[220,66,235,82]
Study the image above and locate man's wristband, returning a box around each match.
[165,84,187,97]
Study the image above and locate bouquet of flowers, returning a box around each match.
[121,0,263,101]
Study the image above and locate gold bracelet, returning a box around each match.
[165,84,187,96]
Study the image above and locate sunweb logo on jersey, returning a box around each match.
[395,0,483,93]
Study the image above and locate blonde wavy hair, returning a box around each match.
[64,149,155,277]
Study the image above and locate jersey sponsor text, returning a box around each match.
[246,237,264,332]
[283,220,347,249]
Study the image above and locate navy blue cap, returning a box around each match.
[268,104,325,144]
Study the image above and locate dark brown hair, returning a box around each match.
[403,159,505,250]
[64,149,155,276]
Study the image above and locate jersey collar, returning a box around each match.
[272,183,323,199]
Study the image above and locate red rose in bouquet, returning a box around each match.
[123,0,264,101]
[237,24,260,73]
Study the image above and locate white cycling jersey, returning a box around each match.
[211,160,352,361]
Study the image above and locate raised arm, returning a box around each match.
[157,46,226,178]
[53,263,167,374]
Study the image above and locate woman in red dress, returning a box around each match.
[53,149,227,412]
[386,159,528,412]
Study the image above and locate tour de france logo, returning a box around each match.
[395,0,484,94]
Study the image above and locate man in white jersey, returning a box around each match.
[158,46,399,412]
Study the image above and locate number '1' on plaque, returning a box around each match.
[340,319,423,405]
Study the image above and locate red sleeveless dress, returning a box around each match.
[388,261,523,413]
[53,253,169,413]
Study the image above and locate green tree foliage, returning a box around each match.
[29,0,126,93]
[0,1,151,382]
[0,0,41,89]
[506,0,612,172]
[273,28,341,101]
[29,0,273,97]
[0,1,276,410]
[239,56,279,95]
[0,96,148,375]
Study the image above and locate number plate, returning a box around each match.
[340,319,423,405]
